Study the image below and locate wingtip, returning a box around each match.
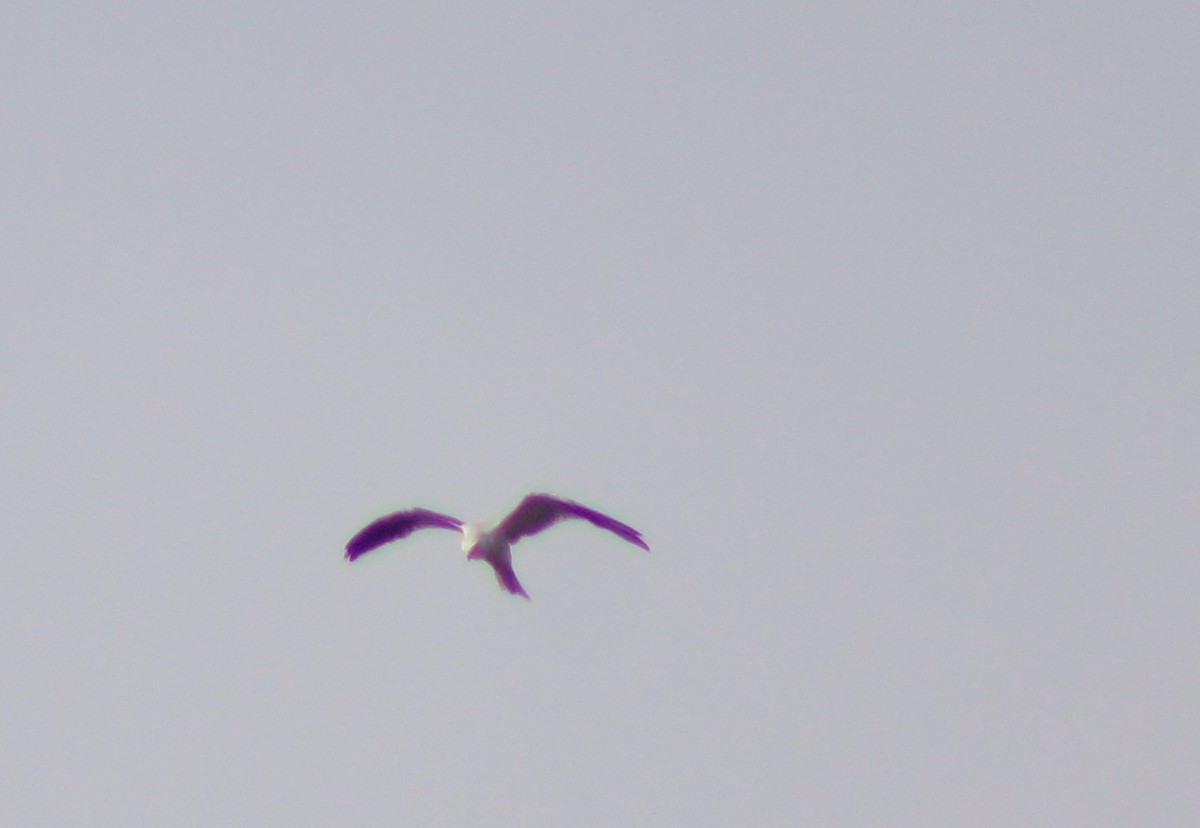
[344,537,374,561]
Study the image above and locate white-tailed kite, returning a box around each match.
[345,493,649,599]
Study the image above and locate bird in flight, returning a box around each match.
[345,493,649,599]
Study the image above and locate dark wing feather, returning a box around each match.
[345,508,462,561]
[497,494,649,551]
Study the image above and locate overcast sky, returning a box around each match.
[3,2,1197,825]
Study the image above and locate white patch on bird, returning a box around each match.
[460,523,479,552]
[460,523,491,555]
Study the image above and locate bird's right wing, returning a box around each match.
[498,493,649,551]
[345,508,463,561]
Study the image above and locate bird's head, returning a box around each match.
[461,523,486,558]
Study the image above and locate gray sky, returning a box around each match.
[3,2,1197,825]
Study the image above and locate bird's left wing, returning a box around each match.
[345,508,463,561]
[497,494,649,551]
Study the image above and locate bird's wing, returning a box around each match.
[497,493,650,551]
[345,508,463,561]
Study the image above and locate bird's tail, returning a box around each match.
[491,562,530,600]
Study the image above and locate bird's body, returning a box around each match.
[345,493,649,599]
[460,522,526,597]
